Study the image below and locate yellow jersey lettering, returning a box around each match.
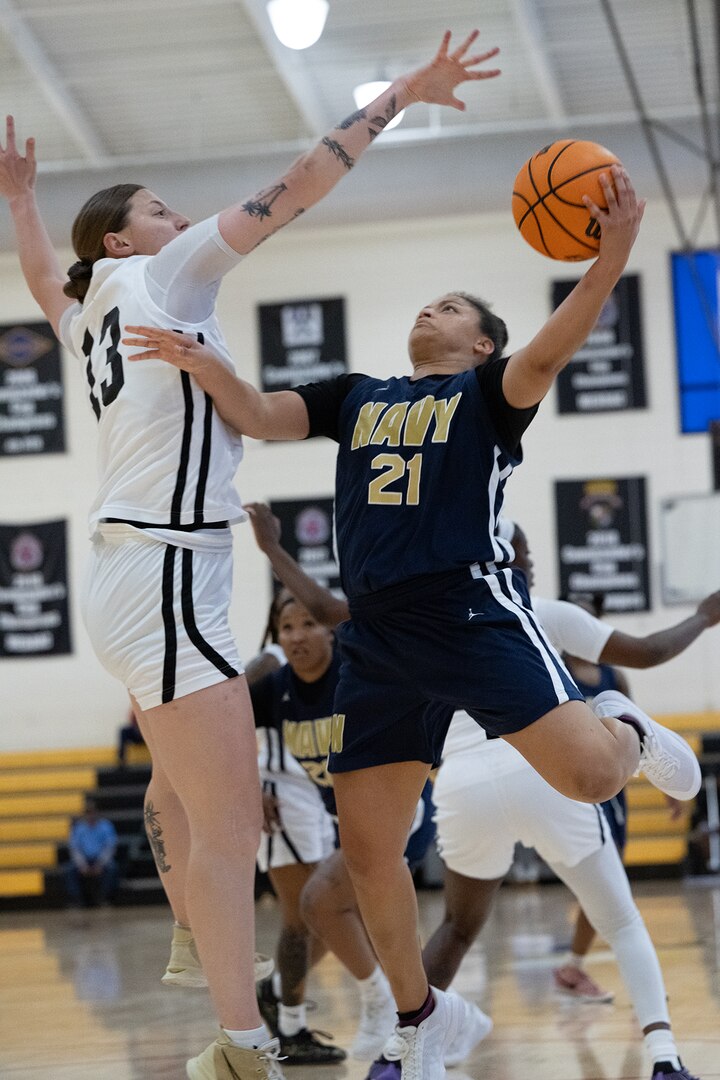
[351,402,388,449]
[369,402,410,447]
[403,396,435,446]
[331,713,346,753]
[432,393,462,442]
[313,716,333,757]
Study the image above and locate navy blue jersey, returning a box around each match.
[296,359,537,599]
[251,650,341,817]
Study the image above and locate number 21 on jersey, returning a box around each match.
[368,453,423,506]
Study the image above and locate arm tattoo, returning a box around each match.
[322,137,355,171]
[144,801,172,874]
[249,208,305,251]
[337,108,367,130]
[242,182,288,220]
[368,94,398,139]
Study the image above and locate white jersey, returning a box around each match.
[59,215,246,549]
[442,596,614,772]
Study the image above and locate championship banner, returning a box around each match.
[555,476,650,613]
[258,298,347,392]
[0,520,72,657]
[0,322,65,456]
[270,498,341,594]
[552,275,647,414]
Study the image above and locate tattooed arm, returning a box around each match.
[217,30,500,255]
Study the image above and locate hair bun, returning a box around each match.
[63,259,94,301]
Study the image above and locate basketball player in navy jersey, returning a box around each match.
[123,165,701,1078]
[247,506,717,1080]
[0,31,501,1080]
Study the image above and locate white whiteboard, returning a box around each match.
[660,492,720,604]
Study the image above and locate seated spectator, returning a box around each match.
[64,797,119,908]
[117,708,145,768]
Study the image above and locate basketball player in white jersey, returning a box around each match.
[0,31,501,1080]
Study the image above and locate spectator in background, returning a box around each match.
[117,708,146,768]
[65,797,118,908]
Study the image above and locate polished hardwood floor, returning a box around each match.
[1,879,719,1079]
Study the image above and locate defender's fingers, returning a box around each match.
[434,30,452,60]
[462,46,500,68]
[450,28,480,60]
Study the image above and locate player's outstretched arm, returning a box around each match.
[0,117,74,336]
[217,30,500,255]
[122,325,308,439]
[502,165,645,409]
[600,589,720,668]
[245,502,350,629]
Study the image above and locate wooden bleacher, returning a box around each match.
[0,713,718,906]
[0,743,157,909]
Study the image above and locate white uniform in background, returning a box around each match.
[256,645,337,873]
[434,596,673,1033]
[58,216,247,709]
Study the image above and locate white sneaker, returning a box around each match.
[593,690,701,800]
[351,977,398,1060]
[442,992,493,1066]
[382,987,463,1079]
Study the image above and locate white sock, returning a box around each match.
[568,952,585,969]
[279,1003,306,1037]
[358,965,390,1002]
[223,1024,270,1049]
[271,970,282,998]
[644,1028,681,1071]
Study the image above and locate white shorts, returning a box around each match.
[82,527,242,710]
[433,752,610,879]
[257,776,337,873]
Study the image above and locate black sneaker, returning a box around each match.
[256,976,279,1037]
[651,1064,701,1080]
[279,1028,347,1064]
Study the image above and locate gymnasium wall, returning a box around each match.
[0,194,716,750]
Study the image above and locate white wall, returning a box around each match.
[0,196,717,750]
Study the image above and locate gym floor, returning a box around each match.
[2,879,719,1079]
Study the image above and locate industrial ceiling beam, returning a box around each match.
[0,0,105,164]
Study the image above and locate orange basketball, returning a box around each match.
[512,139,621,261]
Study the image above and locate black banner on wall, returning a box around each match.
[270,498,341,594]
[555,476,650,613]
[258,298,347,391]
[0,322,65,456]
[0,520,72,657]
[553,275,647,414]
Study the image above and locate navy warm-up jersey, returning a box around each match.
[251,650,341,817]
[296,358,538,599]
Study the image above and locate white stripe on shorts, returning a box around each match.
[485,569,570,707]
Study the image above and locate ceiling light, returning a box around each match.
[352,81,405,131]
[266,0,329,50]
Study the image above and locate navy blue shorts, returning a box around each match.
[328,566,583,774]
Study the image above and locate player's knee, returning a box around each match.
[299,874,330,927]
[443,909,483,946]
[563,760,624,804]
[342,831,403,881]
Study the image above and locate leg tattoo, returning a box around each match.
[144,801,172,874]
